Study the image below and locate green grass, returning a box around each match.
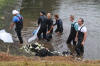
[0,0,6,29]
[0,61,100,66]
[0,0,15,8]
[0,0,5,8]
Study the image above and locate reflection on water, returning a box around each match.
[21,0,100,60]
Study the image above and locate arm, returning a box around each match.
[38,17,41,26]
[75,32,78,42]
[10,22,15,30]
[47,20,53,33]
[74,23,78,31]
[82,32,87,45]
[10,16,17,29]
[60,19,63,28]
[47,26,53,33]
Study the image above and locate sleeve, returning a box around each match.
[13,16,18,23]
[38,17,41,25]
[59,19,63,27]
[82,27,87,32]
[74,23,78,31]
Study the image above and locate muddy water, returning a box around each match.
[21,0,100,60]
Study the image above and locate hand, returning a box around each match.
[75,37,78,42]
[47,31,50,34]
[52,26,54,28]
[81,41,85,46]
[56,32,60,34]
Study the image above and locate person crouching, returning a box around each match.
[53,14,63,34]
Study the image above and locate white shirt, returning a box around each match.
[78,24,87,32]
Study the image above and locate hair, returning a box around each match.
[40,11,46,15]
[80,18,84,23]
[70,15,74,20]
[47,13,51,16]
[47,13,51,18]
[54,14,59,18]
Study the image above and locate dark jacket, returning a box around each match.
[38,15,47,29]
[54,19,63,30]
[47,18,53,33]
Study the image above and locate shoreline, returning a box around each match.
[0,52,100,66]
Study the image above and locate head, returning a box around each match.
[12,10,19,16]
[70,15,74,22]
[54,14,59,20]
[40,11,46,16]
[78,18,84,25]
[47,13,51,19]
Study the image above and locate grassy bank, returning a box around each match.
[0,61,100,66]
[0,53,100,66]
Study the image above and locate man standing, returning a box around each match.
[67,15,78,46]
[37,11,47,40]
[10,10,23,44]
[46,13,53,41]
[75,18,87,56]
[54,14,63,34]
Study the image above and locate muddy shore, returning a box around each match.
[0,53,100,66]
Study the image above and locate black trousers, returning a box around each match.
[75,40,84,56]
[15,28,23,44]
[37,28,47,39]
[67,33,76,46]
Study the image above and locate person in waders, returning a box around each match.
[67,15,78,46]
[53,14,63,34]
[37,11,47,40]
[10,10,23,44]
[75,18,87,57]
[46,13,53,41]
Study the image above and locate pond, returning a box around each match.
[21,0,100,60]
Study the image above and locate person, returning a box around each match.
[75,18,87,56]
[53,14,63,34]
[10,10,23,44]
[37,11,47,40]
[46,13,53,41]
[67,15,78,46]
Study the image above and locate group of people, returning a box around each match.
[10,10,87,57]
[67,15,87,56]
[37,11,63,41]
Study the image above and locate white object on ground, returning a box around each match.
[0,29,14,43]
[28,26,40,43]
